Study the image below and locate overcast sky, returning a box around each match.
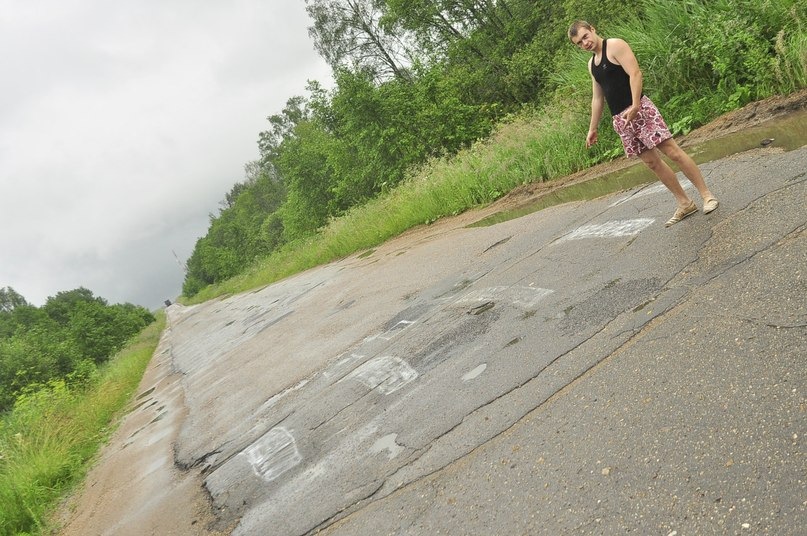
[0,1,332,309]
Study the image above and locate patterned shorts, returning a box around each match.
[612,95,672,157]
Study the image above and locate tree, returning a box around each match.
[43,287,107,326]
[68,301,146,364]
[0,325,81,410]
[182,157,290,294]
[306,0,416,82]
[0,287,28,313]
[0,287,37,338]
[258,95,308,168]
[276,120,341,239]
[0,290,154,412]
[0,304,47,339]
[384,0,500,57]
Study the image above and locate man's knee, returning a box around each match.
[658,140,686,162]
[639,151,663,171]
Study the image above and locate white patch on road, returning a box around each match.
[322,352,365,380]
[365,320,416,342]
[370,433,405,460]
[342,355,418,394]
[556,219,655,243]
[610,182,695,207]
[242,427,302,482]
[455,286,553,309]
[462,363,487,382]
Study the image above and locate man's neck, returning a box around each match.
[592,36,604,56]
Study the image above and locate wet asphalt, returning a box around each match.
[163,144,806,535]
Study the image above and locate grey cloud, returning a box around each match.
[0,1,332,308]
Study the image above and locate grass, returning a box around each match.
[0,312,165,535]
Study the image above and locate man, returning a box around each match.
[568,21,718,226]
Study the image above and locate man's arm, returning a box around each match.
[587,58,605,148]
[607,38,643,122]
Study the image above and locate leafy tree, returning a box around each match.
[182,160,289,292]
[0,286,28,313]
[0,304,48,339]
[306,0,416,81]
[258,95,309,169]
[0,287,32,338]
[276,120,340,239]
[68,301,140,364]
[43,287,107,326]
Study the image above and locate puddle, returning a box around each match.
[357,249,375,259]
[469,109,807,227]
[462,363,487,382]
[136,386,156,400]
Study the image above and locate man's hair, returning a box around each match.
[568,20,593,39]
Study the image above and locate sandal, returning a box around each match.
[665,201,697,227]
[702,197,719,214]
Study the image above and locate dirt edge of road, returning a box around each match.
[52,89,807,536]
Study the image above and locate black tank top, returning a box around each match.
[590,39,635,116]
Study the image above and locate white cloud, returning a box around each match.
[0,0,332,307]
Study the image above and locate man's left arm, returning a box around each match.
[609,38,643,122]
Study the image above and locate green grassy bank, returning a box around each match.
[0,313,165,535]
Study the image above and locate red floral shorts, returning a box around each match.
[612,96,672,157]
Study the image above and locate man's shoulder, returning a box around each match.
[605,38,634,63]
[606,38,630,50]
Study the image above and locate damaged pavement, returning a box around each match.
[72,143,807,535]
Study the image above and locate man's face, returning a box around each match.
[571,28,598,51]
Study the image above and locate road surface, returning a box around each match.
[60,139,806,535]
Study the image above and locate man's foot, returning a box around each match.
[702,197,719,214]
[665,201,697,227]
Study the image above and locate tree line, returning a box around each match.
[182,0,806,297]
[0,287,155,412]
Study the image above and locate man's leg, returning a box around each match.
[656,138,717,202]
[638,147,692,208]
[638,147,700,226]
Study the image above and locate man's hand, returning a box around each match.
[586,129,598,148]
[624,103,640,123]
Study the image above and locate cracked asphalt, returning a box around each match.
[152,144,807,536]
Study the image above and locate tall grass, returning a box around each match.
[620,0,807,124]
[185,0,807,304]
[774,16,807,93]
[0,313,165,535]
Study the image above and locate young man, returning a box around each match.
[568,21,718,226]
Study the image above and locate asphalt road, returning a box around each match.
[160,144,806,535]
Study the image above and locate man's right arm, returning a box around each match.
[587,60,605,148]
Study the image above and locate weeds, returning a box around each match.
[0,313,165,535]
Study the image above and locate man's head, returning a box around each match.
[568,20,599,51]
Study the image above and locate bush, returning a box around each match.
[0,288,155,413]
[0,313,165,535]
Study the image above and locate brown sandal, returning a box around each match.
[665,201,697,227]
[702,197,719,214]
